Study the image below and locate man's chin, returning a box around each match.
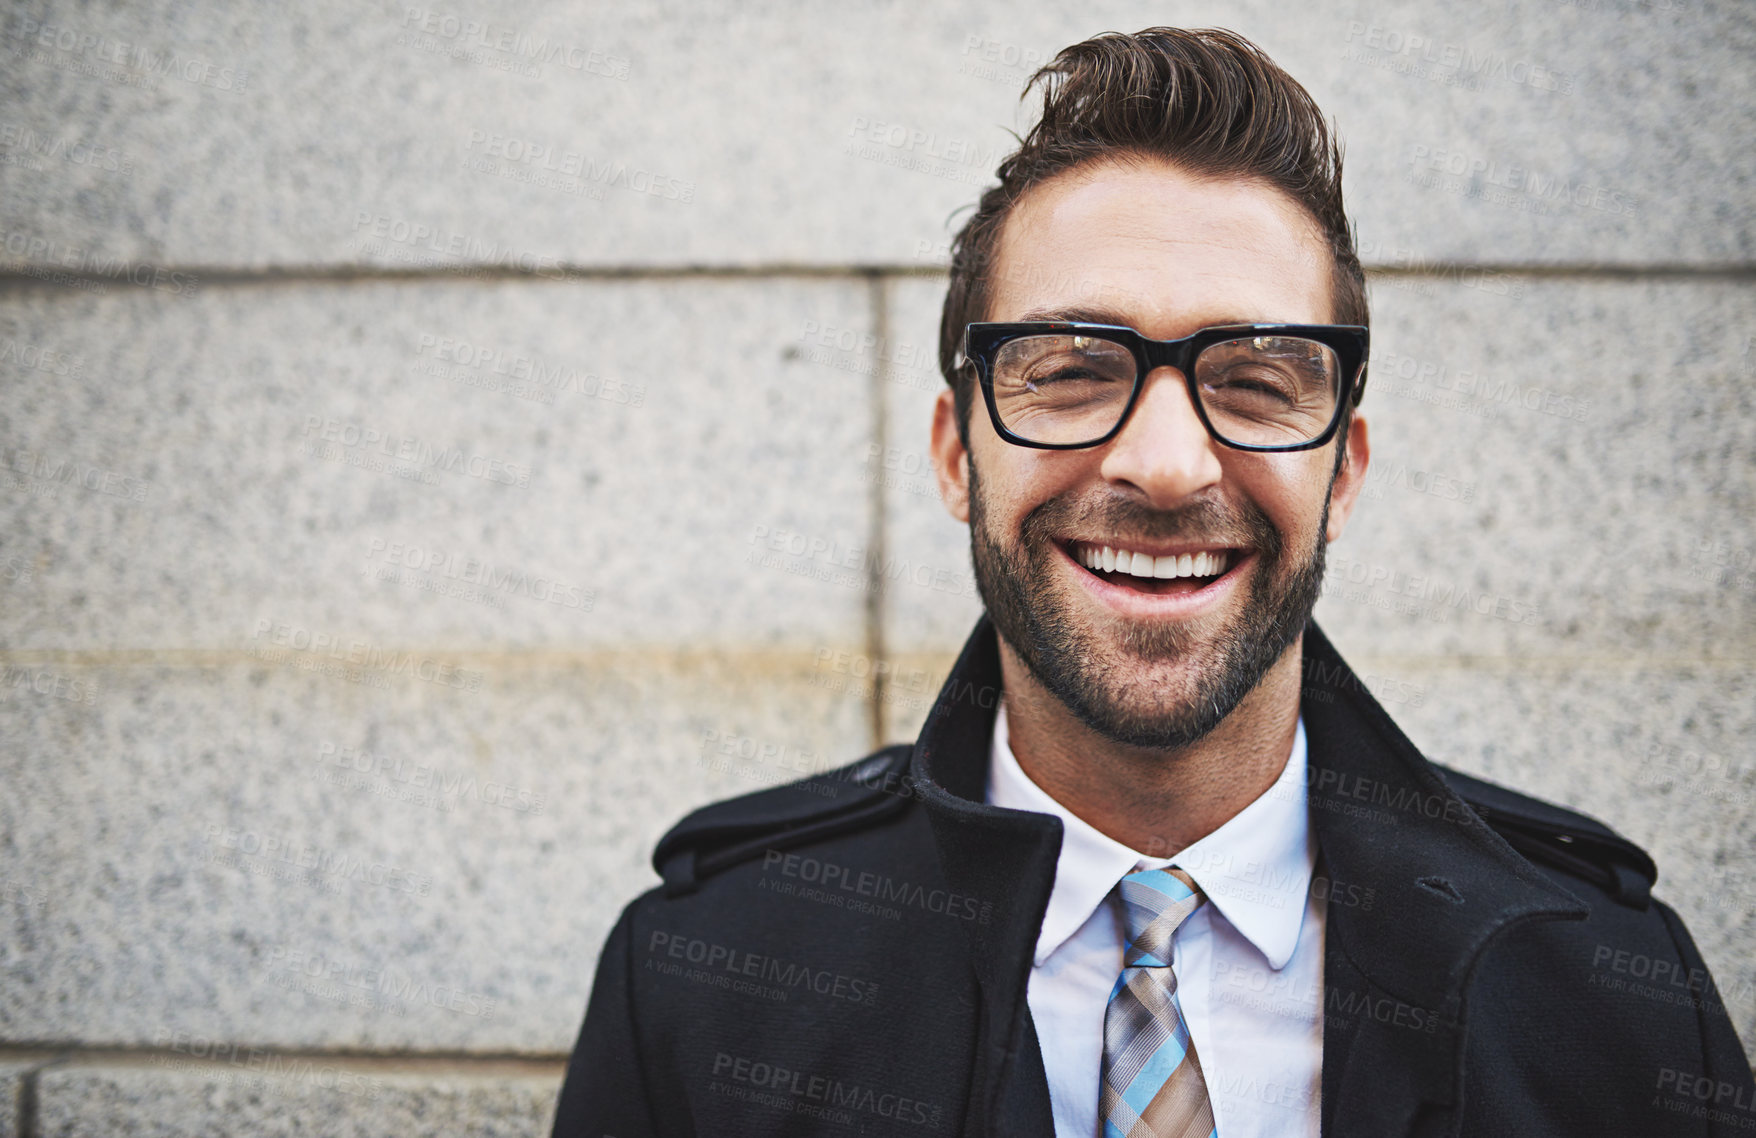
[968,468,1325,752]
[1019,631,1251,748]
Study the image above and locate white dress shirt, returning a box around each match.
[987,704,1325,1138]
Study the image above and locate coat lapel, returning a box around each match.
[1300,625,1588,1135]
[909,616,1062,1137]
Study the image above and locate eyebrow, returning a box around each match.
[1008,305,1268,329]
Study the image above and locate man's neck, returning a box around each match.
[997,637,1304,858]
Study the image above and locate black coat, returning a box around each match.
[554,618,1756,1136]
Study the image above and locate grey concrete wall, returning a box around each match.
[1,0,1751,1131]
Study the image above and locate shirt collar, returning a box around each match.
[987,703,1316,971]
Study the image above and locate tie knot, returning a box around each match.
[1118,867,1205,967]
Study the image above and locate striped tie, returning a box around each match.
[1100,867,1217,1138]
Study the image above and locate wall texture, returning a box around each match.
[1,0,1751,1132]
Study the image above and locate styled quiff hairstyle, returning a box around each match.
[938,27,1367,440]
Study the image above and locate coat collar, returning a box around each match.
[907,616,1588,1136]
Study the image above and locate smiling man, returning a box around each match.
[553,28,1754,1138]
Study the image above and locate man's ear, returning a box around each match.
[1325,413,1370,543]
[930,388,971,523]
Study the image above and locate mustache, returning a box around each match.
[1019,492,1281,557]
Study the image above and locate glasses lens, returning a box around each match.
[1194,335,1341,447]
[991,334,1136,445]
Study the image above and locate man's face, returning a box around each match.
[930,156,1369,748]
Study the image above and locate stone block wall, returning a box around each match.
[2,1,1751,1131]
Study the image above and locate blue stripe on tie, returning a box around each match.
[1121,1031,1189,1114]
[1128,867,1196,902]
[1103,1122,1130,1138]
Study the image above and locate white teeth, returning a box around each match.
[1078,544,1233,580]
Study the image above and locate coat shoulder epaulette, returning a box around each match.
[1435,764,1657,910]
[651,744,916,898]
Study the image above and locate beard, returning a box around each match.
[967,462,1329,750]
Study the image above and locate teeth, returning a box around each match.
[1080,544,1230,581]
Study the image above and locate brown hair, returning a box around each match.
[938,27,1367,440]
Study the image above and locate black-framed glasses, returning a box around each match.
[960,322,1369,451]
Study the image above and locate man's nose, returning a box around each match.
[1097,366,1224,506]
